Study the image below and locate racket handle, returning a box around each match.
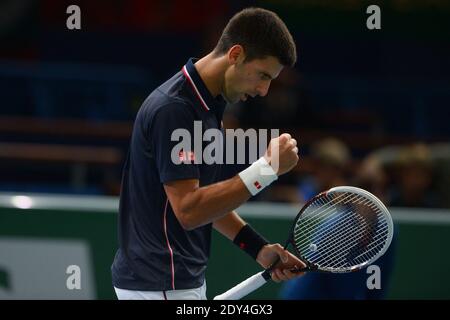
[213,270,270,300]
[290,266,310,273]
[290,262,318,273]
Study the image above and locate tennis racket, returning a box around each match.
[214,186,394,300]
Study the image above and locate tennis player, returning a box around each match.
[112,7,305,300]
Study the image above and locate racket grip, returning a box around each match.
[290,266,310,273]
[213,271,270,300]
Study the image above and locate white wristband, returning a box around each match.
[239,157,278,196]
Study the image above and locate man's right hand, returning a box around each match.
[264,133,299,176]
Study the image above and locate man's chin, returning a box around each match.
[222,94,240,104]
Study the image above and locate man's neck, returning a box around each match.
[194,52,227,98]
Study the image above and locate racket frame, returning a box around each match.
[284,186,394,274]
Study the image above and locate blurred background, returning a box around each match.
[0,0,449,299]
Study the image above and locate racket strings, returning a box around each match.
[298,211,382,268]
[294,192,359,237]
[298,191,378,236]
[298,198,383,250]
[295,209,367,253]
[301,191,379,226]
[348,229,389,265]
[293,204,368,261]
[314,222,389,269]
[293,193,367,246]
[307,218,388,270]
[301,222,387,271]
[295,193,381,243]
[304,209,387,264]
[292,191,391,271]
[297,209,376,255]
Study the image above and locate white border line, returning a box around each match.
[0,193,449,225]
[182,65,210,111]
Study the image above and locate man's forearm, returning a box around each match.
[213,210,246,240]
[214,210,270,263]
[165,175,251,230]
[179,176,250,229]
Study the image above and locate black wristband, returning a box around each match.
[233,224,269,260]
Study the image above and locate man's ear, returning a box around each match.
[227,45,245,65]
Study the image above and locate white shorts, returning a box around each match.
[114,281,207,300]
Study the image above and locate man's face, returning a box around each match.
[222,55,284,104]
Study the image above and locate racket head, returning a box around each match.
[288,186,394,273]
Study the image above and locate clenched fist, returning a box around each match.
[264,133,299,176]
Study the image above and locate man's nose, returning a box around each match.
[256,82,270,97]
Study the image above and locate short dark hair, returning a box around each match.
[213,7,297,67]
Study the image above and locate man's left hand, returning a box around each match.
[256,243,306,282]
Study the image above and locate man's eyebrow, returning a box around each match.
[260,71,273,79]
